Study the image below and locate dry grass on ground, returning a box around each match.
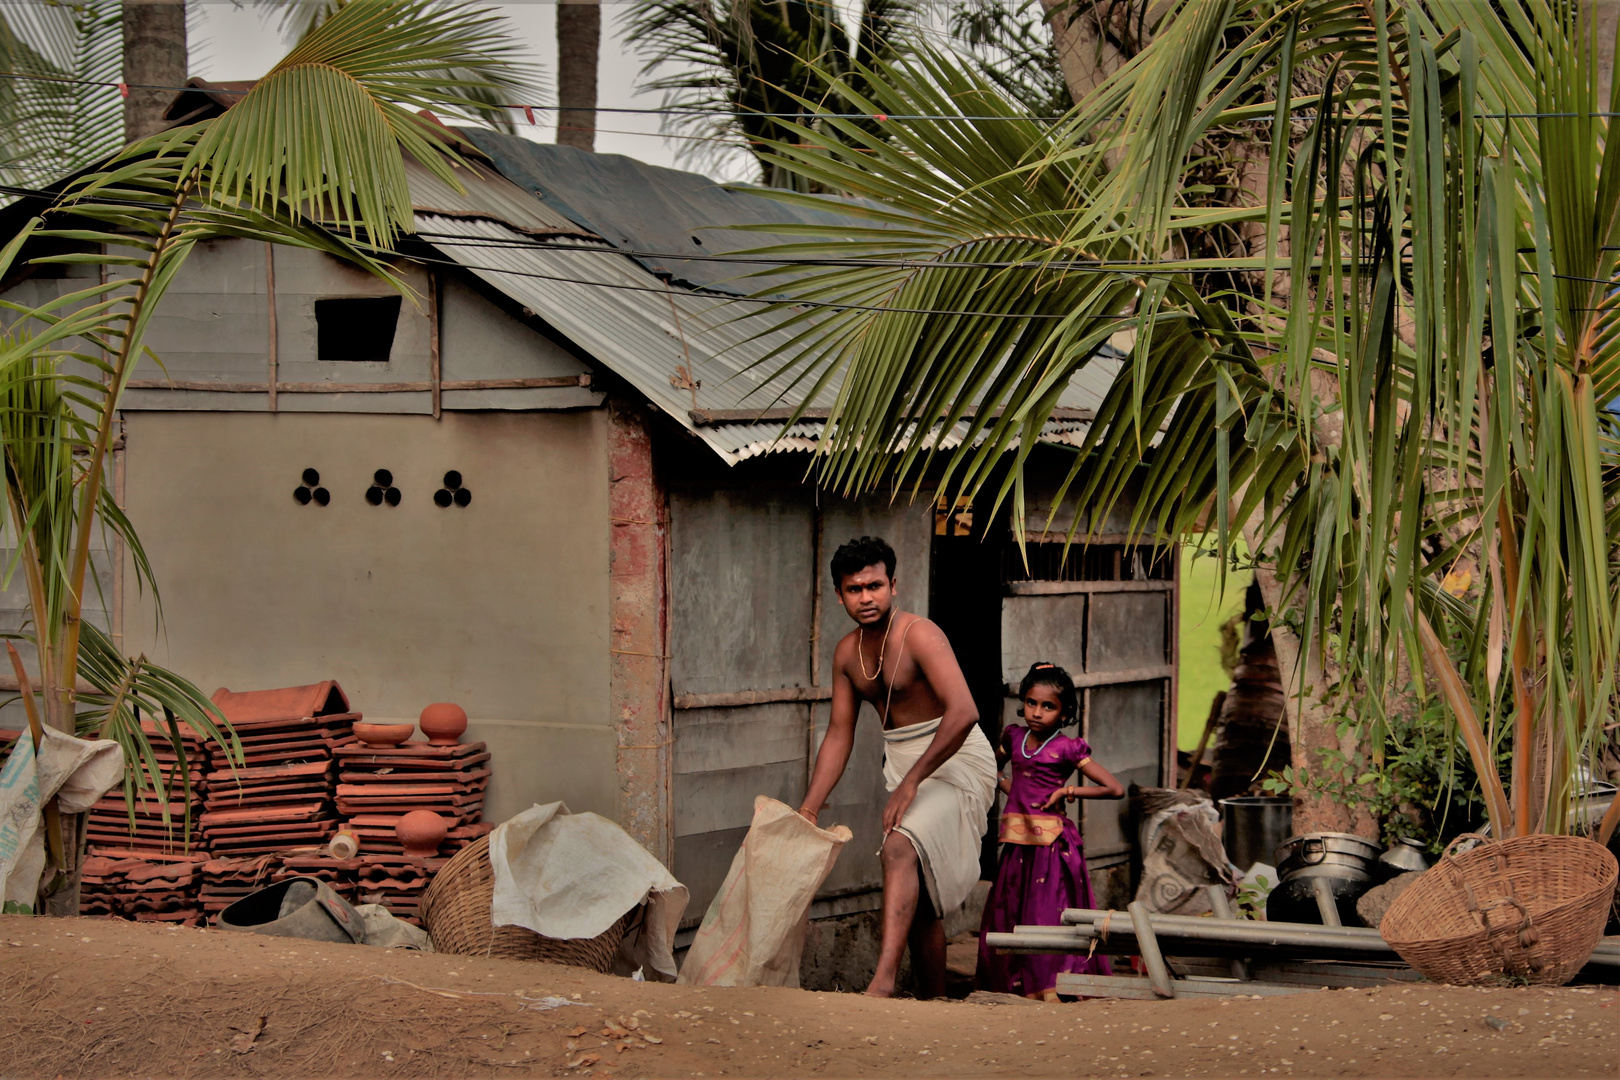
[0,915,1614,1078]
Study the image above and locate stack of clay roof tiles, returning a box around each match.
[353,854,441,925]
[85,723,209,858]
[334,739,490,837]
[81,853,207,925]
[275,855,361,903]
[198,854,282,918]
[200,682,357,857]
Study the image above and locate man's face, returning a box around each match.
[838,563,895,626]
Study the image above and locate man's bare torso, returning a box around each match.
[833,611,948,729]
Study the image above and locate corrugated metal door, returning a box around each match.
[667,487,931,925]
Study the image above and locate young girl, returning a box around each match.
[976,661,1125,999]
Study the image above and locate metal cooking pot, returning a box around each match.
[1219,796,1293,872]
[1275,831,1382,883]
[1376,836,1430,879]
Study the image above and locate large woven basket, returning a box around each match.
[420,835,630,972]
[1380,833,1617,986]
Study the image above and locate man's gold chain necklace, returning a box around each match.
[857,615,894,682]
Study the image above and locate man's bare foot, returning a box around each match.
[864,973,897,997]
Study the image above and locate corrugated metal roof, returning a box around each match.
[713,412,1110,462]
[457,132,895,295]
[404,157,592,236]
[408,158,1123,465]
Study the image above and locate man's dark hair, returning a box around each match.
[830,535,896,584]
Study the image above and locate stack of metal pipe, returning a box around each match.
[984,905,1620,979]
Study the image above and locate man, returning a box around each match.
[798,535,997,998]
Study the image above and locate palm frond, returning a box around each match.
[0,0,122,189]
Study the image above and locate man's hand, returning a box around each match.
[882,779,919,835]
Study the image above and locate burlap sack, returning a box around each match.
[677,796,851,987]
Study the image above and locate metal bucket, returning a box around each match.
[1276,832,1382,882]
[1219,796,1293,872]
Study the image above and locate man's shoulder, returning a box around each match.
[899,613,947,645]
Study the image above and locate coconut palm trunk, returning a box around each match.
[121,0,185,142]
[556,0,599,151]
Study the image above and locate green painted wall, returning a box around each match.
[1177,545,1248,750]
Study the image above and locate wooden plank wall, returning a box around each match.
[999,547,1177,880]
[667,487,931,926]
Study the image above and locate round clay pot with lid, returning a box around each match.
[396,810,447,858]
[418,702,468,746]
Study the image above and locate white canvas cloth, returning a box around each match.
[678,796,851,987]
[882,717,998,918]
[0,728,123,910]
[488,802,688,979]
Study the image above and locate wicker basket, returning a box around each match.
[1380,833,1617,986]
[420,835,630,972]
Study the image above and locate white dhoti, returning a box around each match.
[882,717,998,918]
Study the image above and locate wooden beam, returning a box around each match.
[688,406,1097,427]
[1005,579,1174,596]
[428,269,441,420]
[1053,973,1314,1000]
[264,242,277,413]
[1005,664,1172,695]
[674,686,833,710]
[0,674,95,694]
[124,375,593,393]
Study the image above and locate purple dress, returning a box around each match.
[976,725,1111,996]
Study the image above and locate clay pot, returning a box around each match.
[354,721,415,748]
[396,810,447,858]
[418,702,468,746]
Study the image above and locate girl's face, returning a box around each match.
[1022,683,1066,736]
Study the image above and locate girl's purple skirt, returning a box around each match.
[976,828,1112,997]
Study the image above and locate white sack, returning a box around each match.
[489,802,688,979]
[677,796,851,988]
[0,729,123,910]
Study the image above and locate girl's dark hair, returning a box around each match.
[1018,661,1078,723]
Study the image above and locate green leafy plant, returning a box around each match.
[1262,698,1503,853]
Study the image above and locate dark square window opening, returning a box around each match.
[316,295,402,363]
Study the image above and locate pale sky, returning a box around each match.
[189,1,760,182]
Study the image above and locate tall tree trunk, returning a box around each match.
[1252,563,1379,838]
[556,0,600,152]
[1038,0,1140,102]
[122,0,187,143]
[1209,582,1292,803]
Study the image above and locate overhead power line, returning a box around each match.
[5,69,1620,123]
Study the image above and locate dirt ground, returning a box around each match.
[0,916,1614,1079]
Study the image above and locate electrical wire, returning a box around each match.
[5,68,1620,122]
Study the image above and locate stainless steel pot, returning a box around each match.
[1219,796,1293,872]
[1376,836,1430,878]
[1275,831,1382,882]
